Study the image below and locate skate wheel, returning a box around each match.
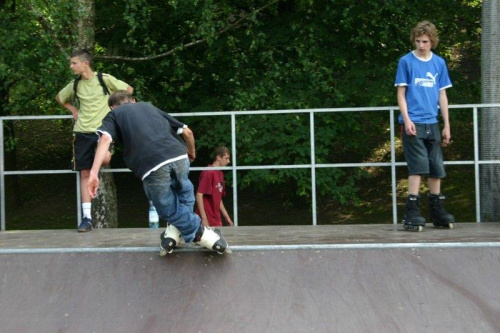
[432,222,454,229]
[159,239,175,256]
[220,248,231,254]
[214,244,227,255]
[403,224,423,232]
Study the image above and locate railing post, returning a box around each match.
[473,107,481,222]
[231,113,238,226]
[390,109,398,224]
[310,111,317,225]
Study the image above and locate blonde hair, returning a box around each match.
[410,21,439,49]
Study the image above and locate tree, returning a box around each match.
[0,0,118,227]
[1,0,485,223]
[72,0,118,228]
[480,0,500,221]
[89,0,482,206]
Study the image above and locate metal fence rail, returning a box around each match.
[2,104,500,231]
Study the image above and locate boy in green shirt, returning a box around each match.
[56,49,133,232]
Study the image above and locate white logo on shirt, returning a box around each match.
[414,72,438,88]
[216,182,224,193]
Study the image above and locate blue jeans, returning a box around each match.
[142,158,200,243]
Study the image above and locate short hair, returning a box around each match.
[213,146,230,160]
[70,49,94,68]
[108,90,133,108]
[410,21,439,49]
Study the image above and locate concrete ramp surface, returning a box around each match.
[1,224,500,332]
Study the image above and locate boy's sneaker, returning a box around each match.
[78,217,93,232]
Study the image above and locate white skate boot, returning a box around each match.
[195,226,230,254]
[160,224,183,256]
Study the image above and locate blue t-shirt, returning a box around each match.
[395,51,452,124]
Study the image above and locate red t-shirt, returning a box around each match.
[195,165,226,226]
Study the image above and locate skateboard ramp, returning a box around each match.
[1,224,500,332]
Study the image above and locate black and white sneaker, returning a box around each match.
[160,224,183,256]
[194,226,230,254]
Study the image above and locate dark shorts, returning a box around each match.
[72,132,99,171]
[402,123,446,178]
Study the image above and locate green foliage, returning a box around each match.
[0,0,76,116]
[1,0,483,208]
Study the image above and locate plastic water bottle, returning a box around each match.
[149,202,159,229]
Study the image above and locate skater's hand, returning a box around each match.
[225,217,234,226]
[88,174,100,199]
[188,151,196,162]
[442,126,451,146]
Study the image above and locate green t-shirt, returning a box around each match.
[57,72,130,132]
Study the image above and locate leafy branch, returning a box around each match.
[95,0,281,62]
[28,4,69,57]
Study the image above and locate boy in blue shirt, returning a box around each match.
[395,21,455,231]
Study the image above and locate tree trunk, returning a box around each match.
[480,0,500,222]
[75,0,118,227]
[92,167,118,228]
[75,0,95,50]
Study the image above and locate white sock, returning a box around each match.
[82,203,92,219]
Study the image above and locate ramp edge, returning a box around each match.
[2,241,500,254]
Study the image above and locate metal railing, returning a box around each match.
[2,104,500,231]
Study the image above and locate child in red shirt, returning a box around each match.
[196,147,234,227]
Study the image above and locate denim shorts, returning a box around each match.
[402,123,446,178]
